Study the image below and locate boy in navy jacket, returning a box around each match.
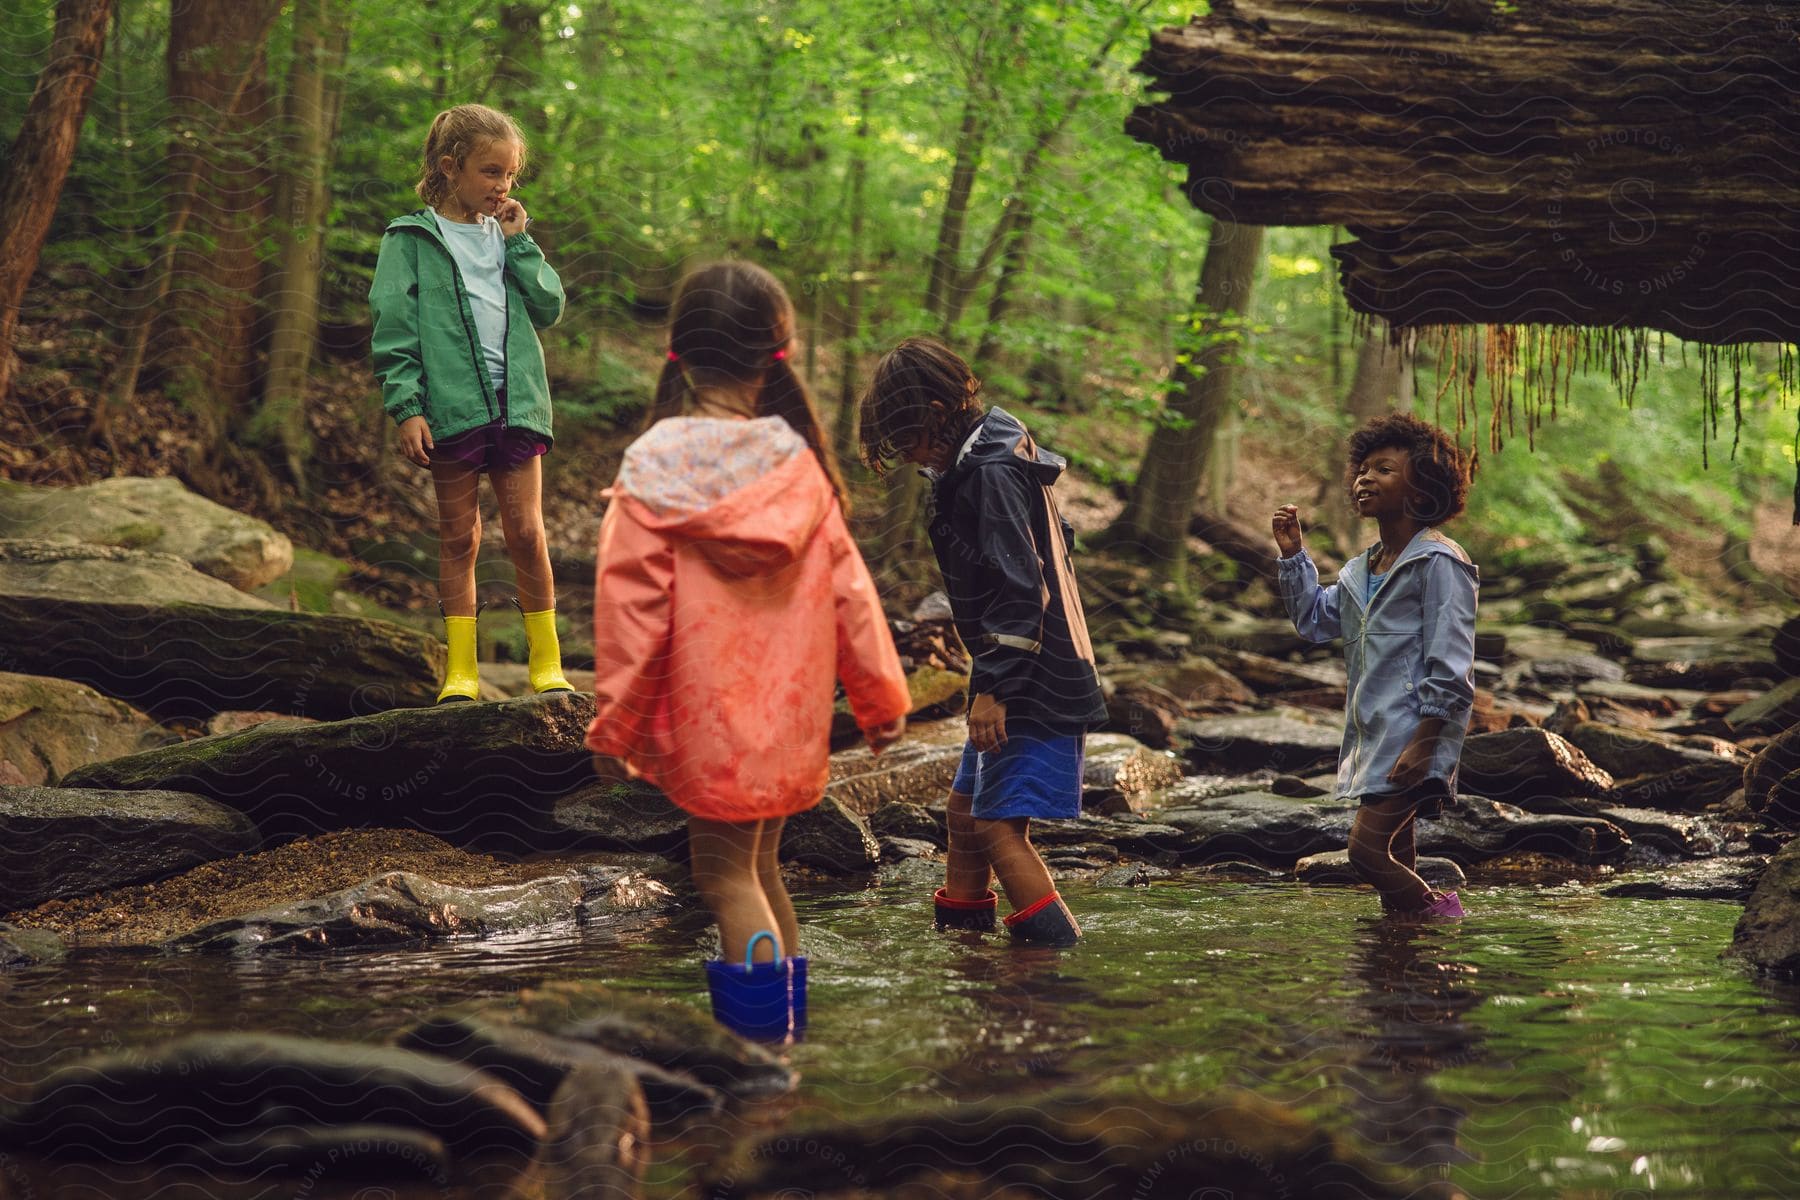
[861,337,1106,946]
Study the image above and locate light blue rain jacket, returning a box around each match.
[1277,528,1480,799]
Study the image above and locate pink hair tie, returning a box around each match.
[667,350,679,362]
[771,347,788,361]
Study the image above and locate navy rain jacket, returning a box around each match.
[926,408,1108,730]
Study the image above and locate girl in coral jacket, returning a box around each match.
[586,261,910,1040]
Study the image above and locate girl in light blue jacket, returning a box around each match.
[1273,413,1479,917]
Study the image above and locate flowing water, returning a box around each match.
[3,875,1798,1198]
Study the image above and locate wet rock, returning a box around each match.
[879,835,941,862]
[1208,649,1346,693]
[0,540,443,719]
[536,1063,650,1200]
[1457,728,1613,804]
[1083,734,1184,814]
[1175,711,1343,774]
[553,780,689,854]
[1605,855,1768,901]
[0,1033,545,1160]
[178,1123,452,1181]
[1157,791,1355,865]
[62,692,596,850]
[1294,851,1465,888]
[1726,677,1800,734]
[1094,863,1172,887]
[831,665,969,748]
[0,476,293,591]
[868,801,944,844]
[1729,839,1800,977]
[0,785,260,910]
[514,981,797,1100]
[1108,655,1259,704]
[1561,722,1739,779]
[702,1088,1416,1199]
[1031,813,1186,860]
[781,797,880,872]
[1418,799,1630,865]
[826,721,965,815]
[1744,723,1800,827]
[1501,654,1626,690]
[0,920,64,967]
[1099,683,1182,749]
[1626,636,1781,690]
[1270,774,1329,798]
[204,709,319,737]
[0,672,169,786]
[1575,678,1708,717]
[397,1014,722,1131]
[1607,759,1748,813]
[169,864,674,953]
[1593,806,1717,856]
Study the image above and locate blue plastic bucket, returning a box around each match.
[705,931,792,1042]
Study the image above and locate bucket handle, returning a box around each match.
[743,930,782,968]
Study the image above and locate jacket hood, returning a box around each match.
[1341,527,1478,605]
[954,407,1065,487]
[385,210,446,238]
[610,416,830,576]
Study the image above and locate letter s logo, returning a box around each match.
[1608,179,1656,246]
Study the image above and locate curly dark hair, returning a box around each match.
[1344,412,1474,526]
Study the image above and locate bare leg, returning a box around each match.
[1349,800,1432,913]
[975,817,1057,911]
[942,789,995,899]
[488,455,556,611]
[753,817,799,957]
[688,817,784,963]
[429,459,484,616]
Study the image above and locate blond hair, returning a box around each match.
[414,104,527,207]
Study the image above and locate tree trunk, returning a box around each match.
[256,0,347,489]
[105,0,282,432]
[921,92,986,331]
[1096,218,1264,576]
[0,0,115,402]
[833,86,873,470]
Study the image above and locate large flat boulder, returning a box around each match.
[824,717,967,814]
[1560,721,1740,779]
[0,476,293,591]
[61,693,595,849]
[1175,711,1344,774]
[0,671,168,784]
[1607,759,1749,813]
[1729,838,1800,977]
[1417,798,1630,865]
[1458,728,1614,803]
[0,539,443,718]
[0,786,260,911]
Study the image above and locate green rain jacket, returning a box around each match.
[368,210,565,444]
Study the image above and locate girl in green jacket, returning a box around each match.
[369,104,573,703]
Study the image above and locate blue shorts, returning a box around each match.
[950,726,1086,821]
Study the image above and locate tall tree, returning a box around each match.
[105,0,283,440]
[0,0,115,402]
[255,0,350,488]
[1095,218,1265,576]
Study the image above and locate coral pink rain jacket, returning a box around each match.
[586,415,910,822]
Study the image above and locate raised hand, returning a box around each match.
[1272,504,1304,557]
[497,198,529,238]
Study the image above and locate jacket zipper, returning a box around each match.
[411,220,498,424]
[1342,545,1430,790]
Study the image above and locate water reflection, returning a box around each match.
[1344,917,1482,1176]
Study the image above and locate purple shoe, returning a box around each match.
[1423,890,1465,918]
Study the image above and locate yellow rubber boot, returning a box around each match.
[436,614,481,704]
[521,606,574,694]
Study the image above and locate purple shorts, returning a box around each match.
[431,417,548,474]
